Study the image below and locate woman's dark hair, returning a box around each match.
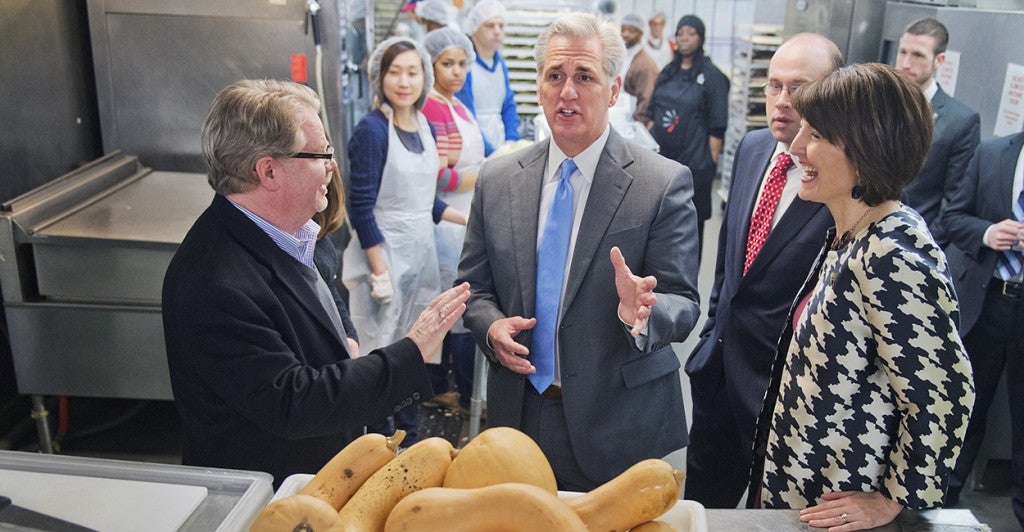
[378,40,429,110]
[792,63,933,206]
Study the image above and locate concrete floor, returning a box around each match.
[13,199,1022,531]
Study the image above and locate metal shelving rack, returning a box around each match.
[718,25,782,202]
[501,1,586,137]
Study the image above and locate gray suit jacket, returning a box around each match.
[904,85,980,246]
[457,128,701,483]
[942,132,1024,335]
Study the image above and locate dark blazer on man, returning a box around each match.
[905,84,980,246]
[684,127,832,507]
[163,194,432,485]
[942,132,1024,335]
[457,129,702,485]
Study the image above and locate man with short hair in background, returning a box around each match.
[896,17,980,247]
[644,11,674,70]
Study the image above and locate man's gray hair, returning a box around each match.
[535,12,625,83]
[201,79,320,195]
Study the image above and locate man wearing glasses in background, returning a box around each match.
[162,79,469,487]
[684,33,842,508]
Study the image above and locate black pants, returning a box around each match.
[685,367,750,508]
[947,281,1024,529]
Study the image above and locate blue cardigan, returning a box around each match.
[347,109,446,248]
[454,46,519,156]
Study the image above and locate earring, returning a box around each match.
[851,184,865,200]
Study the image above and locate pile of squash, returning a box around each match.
[249,426,686,532]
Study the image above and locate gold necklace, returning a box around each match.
[831,206,876,251]
[828,205,877,286]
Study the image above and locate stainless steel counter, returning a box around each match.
[1,153,212,400]
[706,509,987,531]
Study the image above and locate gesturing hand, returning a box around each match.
[486,316,537,374]
[407,283,471,361]
[610,246,657,336]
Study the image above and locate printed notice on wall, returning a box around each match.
[995,63,1024,137]
[936,50,961,97]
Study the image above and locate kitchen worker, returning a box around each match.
[455,0,519,155]
[162,78,470,486]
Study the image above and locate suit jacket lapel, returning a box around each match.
[511,141,548,315]
[742,198,825,280]
[999,135,1023,217]
[562,131,632,312]
[213,196,347,351]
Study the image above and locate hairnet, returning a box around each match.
[620,13,645,31]
[415,0,450,25]
[367,36,434,110]
[424,27,476,64]
[464,0,506,35]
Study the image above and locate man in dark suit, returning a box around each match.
[897,17,980,247]
[457,12,701,491]
[162,79,469,485]
[683,33,841,508]
[941,131,1024,528]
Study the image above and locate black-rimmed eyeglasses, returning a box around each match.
[291,150,335,160]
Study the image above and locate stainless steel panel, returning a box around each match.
[0,0,101,203]
[7,305,170,399]
[784,0,886,64]
[86,0,322,172]
[33,246,176,304]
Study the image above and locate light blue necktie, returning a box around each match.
[997,188,1024,280]
[530,158,577,393]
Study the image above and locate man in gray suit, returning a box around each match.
[683,33,841,508]
[941,131,1024,527]
[897,17,980,246]
[457,12,701,491]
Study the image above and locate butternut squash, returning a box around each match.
[630,520,679,532]
[300,430,406,510]
[383,483,587,532]
[564,458,685,532]
[249,494,339,532]
[333,437,456,532]
[443,426,556,493]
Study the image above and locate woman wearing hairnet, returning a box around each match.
[454,0,519,155]
[420,27,485,413]
[343,37,467,444]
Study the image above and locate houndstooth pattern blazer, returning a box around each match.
[750,205,975,510]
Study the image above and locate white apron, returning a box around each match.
[433,95,485,334]
[343,110,441,354]
[470,59,509,149]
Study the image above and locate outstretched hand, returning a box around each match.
[610,246,657,336]
[408,283,471,361]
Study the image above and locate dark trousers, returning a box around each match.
[521,386,598,492]
[427,332,476,407]
[947,281,1024,529]
[685,368,750,508]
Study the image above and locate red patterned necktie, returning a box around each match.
[743,152,794,274]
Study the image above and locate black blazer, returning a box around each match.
[686,128,831,454]
[904,85,980,246]
[942,132,1024,336]
[163,194,431,484]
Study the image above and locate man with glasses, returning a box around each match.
[897,17,980,247]
[162,79,469,486]
[684,33,842,508]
